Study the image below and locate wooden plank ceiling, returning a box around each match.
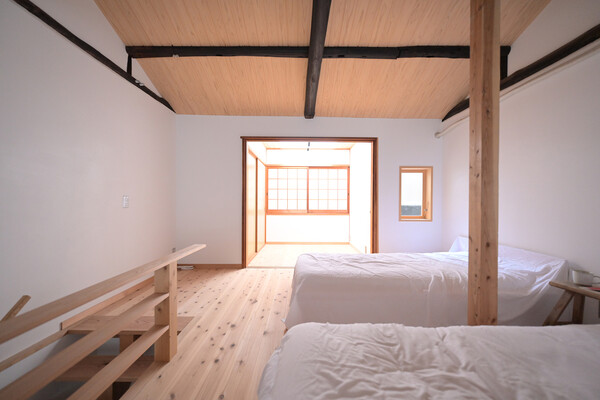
[95,0,549,118]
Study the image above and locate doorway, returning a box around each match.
[242,137,378,268]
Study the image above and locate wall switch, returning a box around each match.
[122,195,129,208]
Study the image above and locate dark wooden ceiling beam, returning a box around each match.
[12,0,173,112]
[127,46,310,59]
[126,45,511,60]
[443,22,600,122]
[304,0,332,119]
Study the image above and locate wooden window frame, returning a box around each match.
[399,166,432,221]
[266,166,350,215]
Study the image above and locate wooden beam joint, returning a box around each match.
[12,0,173,112]
[443,23,600,121]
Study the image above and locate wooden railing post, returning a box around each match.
[153,261,177,361]
[2,295,31,322]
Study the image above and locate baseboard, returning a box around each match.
[178,264,243,269]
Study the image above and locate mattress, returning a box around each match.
[259,323,600,400]
[285,238,567,328]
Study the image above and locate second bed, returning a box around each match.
[285,238,567,328]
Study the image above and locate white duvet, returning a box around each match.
[285,239,567,328]
[259,323,600,400]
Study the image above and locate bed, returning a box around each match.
[259,322,600,399]
[285,238,568,328]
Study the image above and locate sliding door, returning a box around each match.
[246,151,257,262]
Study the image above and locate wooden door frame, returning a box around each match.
[241,136,379,268]
[245,149,259,265]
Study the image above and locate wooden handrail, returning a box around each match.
[0,293,168,400]
[61,277,153,330]
[67,325,168,400]
[0,244,205,344]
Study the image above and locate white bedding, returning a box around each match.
[259,323,600,400]
[285,238,567,328]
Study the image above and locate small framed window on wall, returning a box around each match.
[399,166,432,221]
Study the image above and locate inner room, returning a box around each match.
[244,139,375,267]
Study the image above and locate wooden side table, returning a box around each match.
[543,281,600,325]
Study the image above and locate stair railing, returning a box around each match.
[0,244,205,400]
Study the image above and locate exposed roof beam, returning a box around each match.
[306,0,331,119]
[127,46,309,59]
[12,0,173,112]
[126,45,511,60]
[443,23,600,122]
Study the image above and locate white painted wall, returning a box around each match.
[33,0,159,93]
[266,215,349,242]
[177,117,443,264]
[0,0,176,389]
[508,0,600,74]
[349,143,372,253]
[441,1,600,321]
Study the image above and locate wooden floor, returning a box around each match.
[248,243,359,267]
[114,267,293,400]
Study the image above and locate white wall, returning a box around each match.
[0,0,176,388]
[266,215,349,242]
[349,143,372,253]
[508,0,600,74]
[442,2,600,321]
[177,116,443,264]
[443,48,600,267]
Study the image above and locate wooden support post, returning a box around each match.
[154,262,177,362]
[468,0,500,326]
[119,335,135,352]
[304,0,332,119]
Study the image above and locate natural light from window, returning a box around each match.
[400,172,423,216]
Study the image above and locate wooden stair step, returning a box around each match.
[56,355,153,382]
[67,316,193,336]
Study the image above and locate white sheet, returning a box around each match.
[285,239,567,328]
[259,323,600,400]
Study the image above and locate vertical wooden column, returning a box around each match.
[154,262,177,361]
[468,0,500,325]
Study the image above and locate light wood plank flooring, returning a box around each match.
[248,244,359,267]
[117,267,293,400]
